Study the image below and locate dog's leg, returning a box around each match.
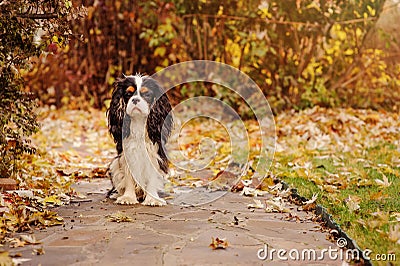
[142,193,166,206]
[116,176,139,205]
[112,155,139,205]
[108,156,124,199]
[141,173,166,206]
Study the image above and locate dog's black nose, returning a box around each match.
[131,98,140,105]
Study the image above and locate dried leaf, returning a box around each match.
[20,234,41,245]
[240,187,268,197]
[304,193,318,205]
[301,193,318,211]
[209,237,228,250]
[375,174,391,187]
[344,195,361,212]
[265,197,290,213]
[247,199,265,209]
[107,212,133,223]
[388,224,400,244]
[10,238,26,248]
[33,247,45,255]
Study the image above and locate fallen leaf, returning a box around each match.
[344,195,361,212]
[247,199,265,209]
[369,211,390,228]
[369,191,388,201]
[20,234,41,245]
[391,212,400,222]
[209,237,228,250]
[375,173,392,187]
[301,193,318,211]
[107,212,133,223]
[284,212,301,222]
[10,238,26,248]
[12,258,32,264]
[33,247,45,255]
[304,193,318,205]
[240,187,268,197]
[388,224,400,244]
[43,195,62,206]
[231,181,244,192]
[265,197,290,213]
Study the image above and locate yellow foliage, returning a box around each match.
[344,49,354,56]
[225,39,242,67]
[154,46,167,57]
[367,5,376,16]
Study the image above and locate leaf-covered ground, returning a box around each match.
[0,108,113,248]
[1,106,399,263]
[274,107,400,260]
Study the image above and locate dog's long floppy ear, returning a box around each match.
[107,78,126,154]
[146,82,173,173]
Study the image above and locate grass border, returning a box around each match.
[279,179,372,265]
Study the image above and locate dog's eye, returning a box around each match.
[126,86,136,93]
[140,87,149,94]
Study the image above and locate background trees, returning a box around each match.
[24,0,400,113]
[2,0,399,178]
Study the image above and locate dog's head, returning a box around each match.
[107,74,173,168]
[116,75,164,117]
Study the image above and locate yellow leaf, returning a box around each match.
[217,5,223,16]
[367,5,376,16]
[306,2,321,11]
[154,47,167,57]
[344,49,354,56]
[44,195,62,206]
[161,58,169,67]
[337,30,346,41]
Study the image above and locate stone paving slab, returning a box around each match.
[12,179,343,265]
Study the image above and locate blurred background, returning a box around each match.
[21,0,400,112]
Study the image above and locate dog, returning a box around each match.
[107,74,173,206]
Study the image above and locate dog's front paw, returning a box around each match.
[116,195,139,205]
[142,196,166,207]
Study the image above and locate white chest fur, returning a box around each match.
[122,116,164,192]
[110,114,166,206]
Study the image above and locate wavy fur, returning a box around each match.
[106,74,173,206]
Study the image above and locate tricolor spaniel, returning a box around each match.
[107,74,173,206]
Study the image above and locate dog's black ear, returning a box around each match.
[107,79,126,154]
[147,90,173,173]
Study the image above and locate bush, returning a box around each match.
[0,1,84,178]
[0,69,38,178]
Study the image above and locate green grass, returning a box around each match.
[274,142,400,264]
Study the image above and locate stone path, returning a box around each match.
[14,178,342,265]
